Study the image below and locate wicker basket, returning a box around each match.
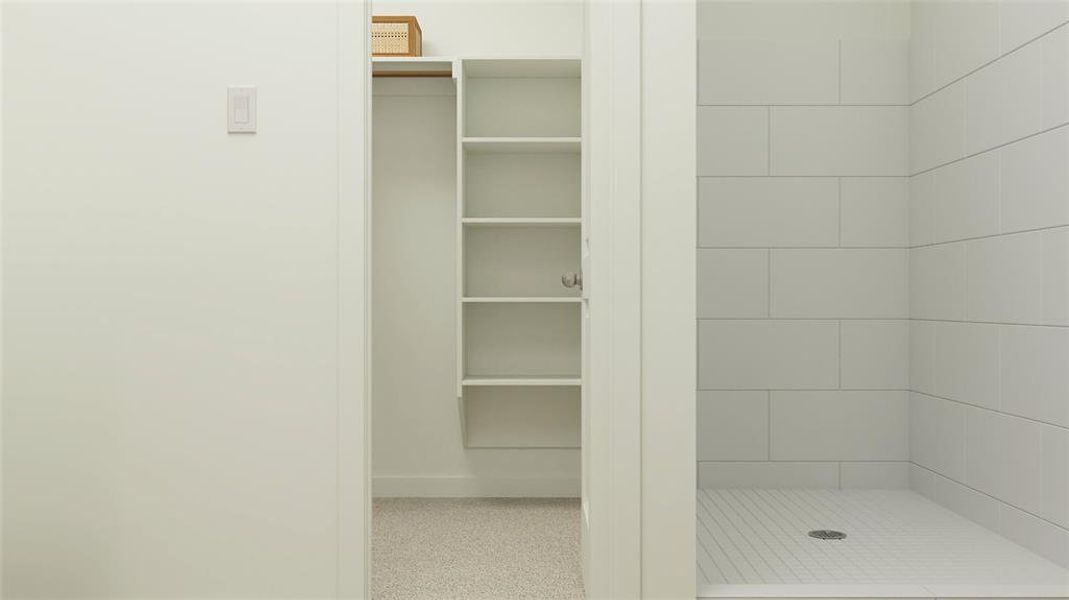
[372,16,422,57]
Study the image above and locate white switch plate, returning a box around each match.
[227,86,257,133]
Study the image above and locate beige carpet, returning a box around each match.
[372,498,584,600]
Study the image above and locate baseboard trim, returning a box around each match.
[372,475,580,498]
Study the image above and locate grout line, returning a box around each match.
[912,463,1069,535]
[908,317,1068,329]
[908,223,1069,250]
[698,460,910,464]
[700,245,910,250]
[699,103,909,107]
[912,390,1069,433]
[911,121,1069,177]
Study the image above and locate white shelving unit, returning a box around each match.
[455,57,583,449]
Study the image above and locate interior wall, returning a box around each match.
[2,3,365,597]
[907,0,1069,569]
[371,0,582,56]
[695,0,912,489]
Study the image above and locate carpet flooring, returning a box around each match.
[372,498,584,600]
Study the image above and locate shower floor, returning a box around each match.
[698,489,1069,598]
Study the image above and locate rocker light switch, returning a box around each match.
[228,86,257,133]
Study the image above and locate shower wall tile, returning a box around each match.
[770,391,910,461]
[840,177,910,248]
[1042,425,1069,529]
[1041,25,1069,128]
[930,153,1000,244]
[997,503,1069,569]
[930,0,1000,88]
[909,81,966,173]
[910,393,967,481]
[909,172,935,246]
[999,127,1069,234]
[964,232,1044,323]
[697,391,769,461]
[697,8,911,488]
[698,320,839,390]
[840,320,909,390]
[963,42,1044,155]
[964,407,1044,514]
[697,106,769,176]
[1000,325,1069,427]
[999,0,1069,54]
[697,462,840,489]
[840,38,910,105]
[909,243,967,320]
[930,472,1002,532]
[697,38,839,105]
[930,322,1000,411]
[840,462,910,489]
[770,249,909,318]
[770,106,909,176]
[697,178,839,247]
[697,249,769,318]
[909,321,936,395]
[1043,228,1069,326]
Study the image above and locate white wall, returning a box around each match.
[696,0,912,490]
[2,3,367,597]
[372,0,582,56]
[908,0,1069,570]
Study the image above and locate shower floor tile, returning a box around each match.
[698,489,1069,598]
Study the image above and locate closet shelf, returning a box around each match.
[462,217,580,227]
[372,57,455,78]
[462,137,581,154]
[462,376,581,387]
[462,297,581,303]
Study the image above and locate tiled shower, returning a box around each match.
[696,0,1069,592]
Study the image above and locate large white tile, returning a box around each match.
[1000,126,1069,233]
[697,391,769,461]
[931,322,1001,411]
[1042,424,1069,529]
[910,462,937,497]
[697,249,769,318]
[965,42,1044,155]
[910,320,936,396]
[1000,0,1069,53]
[698,38,839,105]
[698,106,769,176]
[910,392,967,480]
[910,0,937,101]
[1043,227,1069,325]
[910,243,967,320]
[965,407,1044,513]
[697,461,840,489]
[697,1,910,39]
[771,106,909,176]
[1042,24,1069,128]
[841,320,910,390]
[840,177,910,248]
[697,178,839,247]
[931,152,1001,243]
[698,320,839,390]
[909,172,936,246]
[965,232,1044,323]
[931,472,1002,531]
[1000,325,1069,427]
[931,0,1000,87]
[998,502,1069,569]
[840,462,911,489]
[841,38,910,105]
[910,81,967,173]
[770,391,909,461]
[770,249,909,318]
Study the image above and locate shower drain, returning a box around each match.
[808,529,847,540]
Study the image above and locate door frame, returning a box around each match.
[337,0,696,597]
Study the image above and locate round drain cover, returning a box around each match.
[808,529,847,540]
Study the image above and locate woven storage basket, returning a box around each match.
[372,16,422,57]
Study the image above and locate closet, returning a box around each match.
[371,56,584,485]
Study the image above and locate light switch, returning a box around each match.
[227,86,257,133]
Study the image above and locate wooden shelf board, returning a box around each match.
[462,137,581,154]
[462,376,581,387]
[462,297,581,303]
[462,217,580,226]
